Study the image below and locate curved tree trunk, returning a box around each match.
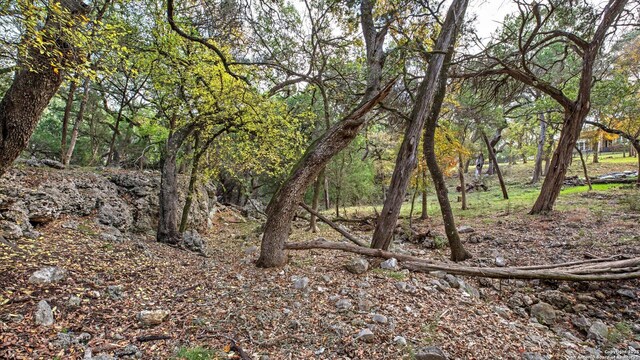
[0,0,89,177]
[481,131,508,200]
[531,110,587,214]
[370,0,468,250]
[256,0,391,268]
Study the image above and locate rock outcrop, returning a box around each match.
[0,168,218,241]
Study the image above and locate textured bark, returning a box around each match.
[530,0,629,214]
[60,81,78,161]
[420,167,428,220]
[0,0,88,177]
[157,123,195,244]
[421,0,471,262]
[285,239,640,281]
[371,0,468,250]
[63,78,90,166]
[179,133,201,233]
[481,131,508,200]
[256,0,391,268]
[308,169,324,233]
[531,110,589,213]
[531,113,547,183]
[458,153,467,210]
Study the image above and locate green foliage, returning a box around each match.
[174,346,217,360]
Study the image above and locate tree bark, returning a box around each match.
[157,121,195,244]
[530,0,629,214]
[60,81,77,161]
[592,138,599,163]
[481,131,508,200]
[420,166,428,220]
[285,239,640,281]
[0,0,88,177]
[63,78,91,166]
[256,0,391,268]
[370,0,468,250]
[458,153,468,210]
[531,112,547,184]
[179,133,201,233]
[308,169,324,232]
[575,145,592,191]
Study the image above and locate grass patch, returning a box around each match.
[372,268,407,280]
[174,346,217,360]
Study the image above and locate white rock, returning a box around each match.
[137,310,170,326]
[35,300,54,326]
[393,335,407,346]
[29,266,67,284]
[380,258,398,270]
[355,328,375,342]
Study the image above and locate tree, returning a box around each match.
[256,0,393,267]
[371,0,469,253]
[461,0,631,213]
[0,0,90,176]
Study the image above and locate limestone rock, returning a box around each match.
[380,258,398,270]
[530,302,556,325]
[29,266,67,284]
[415,346,447,360]
[35,300,54,326]
[355,328,374,342]
[346,258,369,274]
[137,310,170,326]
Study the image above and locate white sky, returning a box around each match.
[469,0,518,40]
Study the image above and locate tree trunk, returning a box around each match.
[420,167,428,220]
[157,122,195,244]
[63,78,91,166]
[531,109,587,214]
[60,81,77,161]
[592,138,599,163]
[256,0,391,268]
[256,80,394,267]
[106,76,130,166]
[475,153,484,179]
[370,0,467,250]
[323,175,330,210]
[531,113,547,183]
[575,145,592,191]
[308,169,324,232]
[0,0,88,177]
[481,131,508,200]
[458,153,468,210]
[179,133,201,233]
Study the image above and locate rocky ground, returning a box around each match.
[0,169,639,359]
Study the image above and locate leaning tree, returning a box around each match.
[460,0,632,213]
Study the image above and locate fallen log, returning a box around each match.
[298,203,368,247]
[284,239,640,281]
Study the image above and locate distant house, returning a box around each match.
[577,127,625,154]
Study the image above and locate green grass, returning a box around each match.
[372,268,407,280]
[174,347,218,360]
[329,152,638,222]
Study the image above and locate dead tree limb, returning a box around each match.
[298,203,368,247]
[284,239,640,281]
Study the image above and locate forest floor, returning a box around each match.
[1,153,639,360]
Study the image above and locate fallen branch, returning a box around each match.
[298,203,368,247]
[136,334,172,342]
[284,239,640,281]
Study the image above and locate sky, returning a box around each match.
[469,0,518,40]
